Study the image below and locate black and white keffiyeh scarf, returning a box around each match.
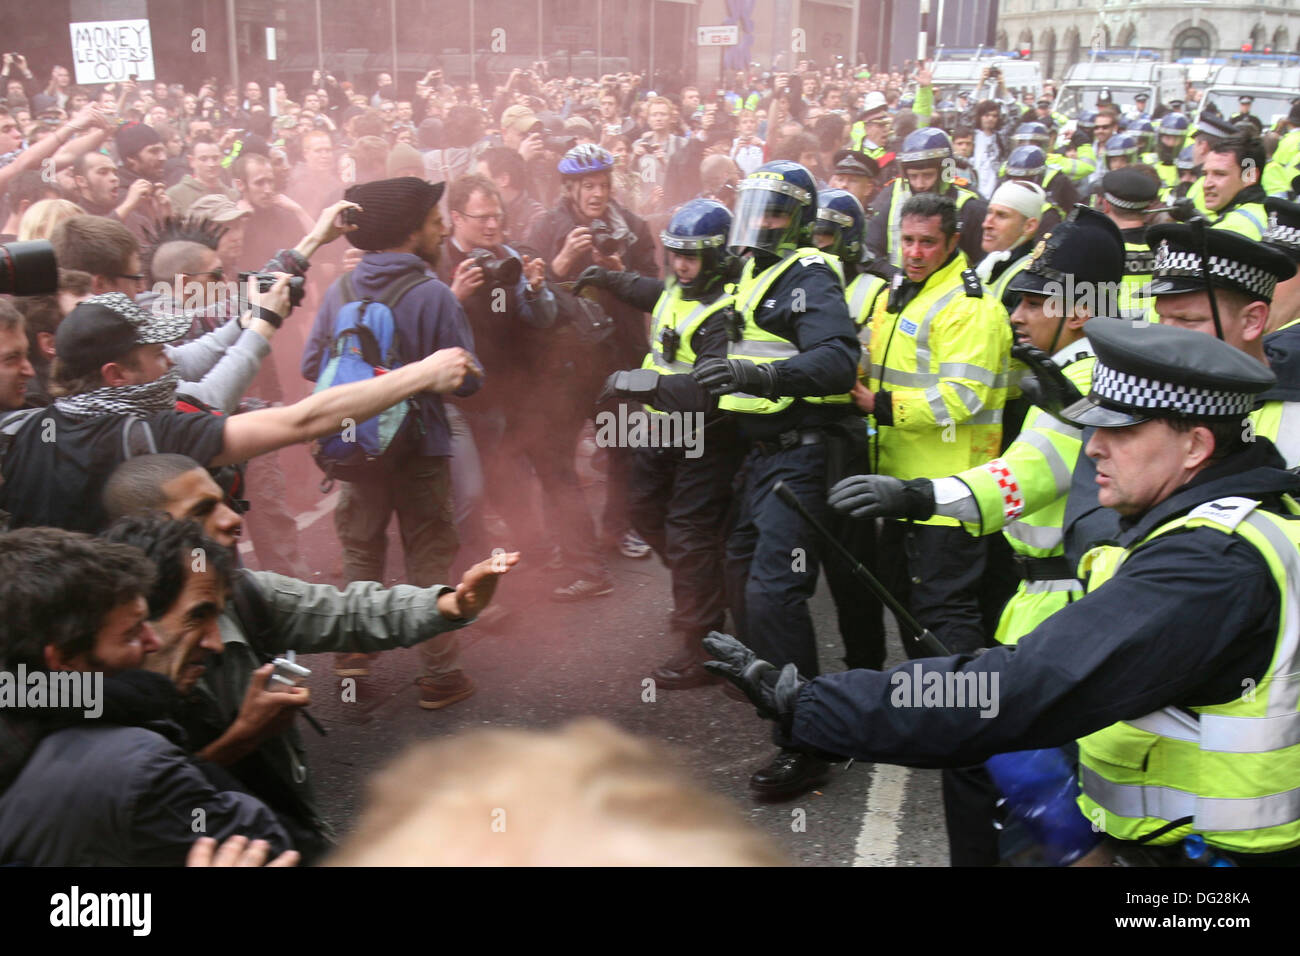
[53,368,182,422]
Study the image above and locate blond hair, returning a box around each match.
[327,719,788,867]
[18,198,85,242]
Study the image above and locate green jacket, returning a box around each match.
[193,571,471,853]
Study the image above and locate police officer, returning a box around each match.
[1006,123,1080,212]
[851,192,1012,659]
[1231,94,1264,134]
[1153,113,1190,188]
[1185,112,1242,217]
[866,127,988,267]
[1127,118,1158,165]
[849,92,890,163]
[582,200,744,689]
[827,208,1125,864]
[709,320,1300,865]
[1263,102,1300,196]
[1263,196,1300,334]
[827,148,883,215]
[625,160,861,797]
[1097,168,1158,320]
[1203,133,1269,239]
[1063,224,1300,565]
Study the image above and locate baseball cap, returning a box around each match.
[501,105,542,135]
[186,194,252,224]
[55,292,190,380]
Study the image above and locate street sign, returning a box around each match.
[698,25,739,47]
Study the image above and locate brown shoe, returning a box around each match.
[334,653,374,677]
[417,671,477,710]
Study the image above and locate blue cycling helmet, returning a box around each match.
[1004,145,1047,180]
[1106,133,1139,163]
[811,188,867,265]
[729,160,818,256]
[899,127,953,168]
[662,199,733,299]
[558,143,615,176]
[1175,144,1196,172]
[1012,122,1050,148]
[1158,112,1191,136]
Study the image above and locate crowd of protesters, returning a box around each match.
[2,40,1300,870]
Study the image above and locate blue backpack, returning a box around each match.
[310,270,432,486]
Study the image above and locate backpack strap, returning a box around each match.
[373,271,433,365]
[121,415,158,459]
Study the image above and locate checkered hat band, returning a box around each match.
[1091,361,1254,418]
[1265,222,1300,250]
[1104,192,1149,210]
[1155,249,1276,300]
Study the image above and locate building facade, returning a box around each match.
[998,0,1300,79]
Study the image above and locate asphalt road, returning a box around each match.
[255,454,952,867]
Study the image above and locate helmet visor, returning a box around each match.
[728,180,808,254]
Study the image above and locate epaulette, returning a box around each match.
[961,268,983,298]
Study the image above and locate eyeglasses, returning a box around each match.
[1095,123,1115,131]
[459,213,503,224]
[189,268,224,281]
[116,273,146,283]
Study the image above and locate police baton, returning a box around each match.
[771,480,951,658]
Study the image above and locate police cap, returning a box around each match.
[1145,224,1296,303]
[1195,112,1239,141]
[1008,205,1126,296]
[1062,319,1276,427]
[1263,197,1300,263]
[830,148,880,179]
[1102,167,1159,210]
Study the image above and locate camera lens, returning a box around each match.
[0,240,58,297]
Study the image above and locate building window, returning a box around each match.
[1173,27,1210,59]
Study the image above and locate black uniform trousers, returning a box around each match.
[628,420,743,638]
[724,440,833,678]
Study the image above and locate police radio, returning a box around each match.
[722,306,745,342]
[660,327,681,363]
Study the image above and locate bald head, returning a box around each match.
[150,240,218,284]
[700,155,740,194]
[104,453,206,522]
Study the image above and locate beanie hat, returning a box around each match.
[115,121,162,160]
[344,176,444,250]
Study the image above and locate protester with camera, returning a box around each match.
[633,97,686,218]
[437,172,554,577]
[525,144,659,591]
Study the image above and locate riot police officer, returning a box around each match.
[620,160,861,798]
[866,127,988,267]
[581,200,744,689]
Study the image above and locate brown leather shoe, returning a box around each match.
[417,671,477,710]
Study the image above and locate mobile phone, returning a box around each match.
[267,656,311,692]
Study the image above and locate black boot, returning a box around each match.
[651,630,722,690]
[749,749,831,801]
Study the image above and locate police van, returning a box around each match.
[931,48,1043,102]
[1053,51,1186,117]
[1200,55,1300,132]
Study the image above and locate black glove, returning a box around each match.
[1167,196,1197,223]
[597,368,661,404]
[691,357,779,398]
[1011,340,1083,420]
[702,632,804,728]
[574,265,613,297]
[827,474,935,520]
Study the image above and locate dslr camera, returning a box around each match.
[0,240,58,296]
[588,219,622,257]
[468,248,522,288]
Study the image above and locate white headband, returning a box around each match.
[989,181,1046,222]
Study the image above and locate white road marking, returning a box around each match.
[237,489,339,554]
[853,762,909,866]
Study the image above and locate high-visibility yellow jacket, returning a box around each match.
[1263,128,1300,195]
[951,340,1094,643]
[867,252,1011,524]
[719,248,851,415]
[1077,494,1300,854]
[640,280,734,415]
[1211,198,1268,240]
